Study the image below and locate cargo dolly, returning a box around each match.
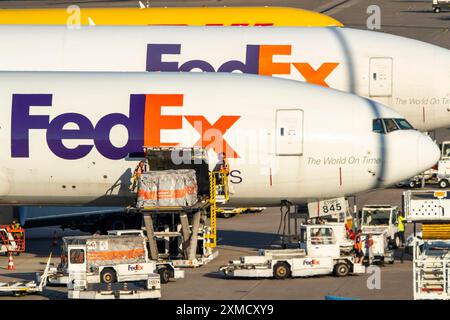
[0,254,52,297]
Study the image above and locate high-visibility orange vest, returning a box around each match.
[354,235,362,250]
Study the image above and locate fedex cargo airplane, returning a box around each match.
[0,6,343,27]
[0,72,439,208]
[0,26,448,131]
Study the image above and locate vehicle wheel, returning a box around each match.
[409,181,416,188]
[100,268,117,283]
[273,262,290,280]
[439,179,449,189]
[388,259,394,265]
[434,7,440,13]
[334,263,350,277]
[14,291,27,297]
[389,235,400,249]
[158,267,170,284]
[222,212,232,219]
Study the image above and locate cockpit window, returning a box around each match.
[383,119,399,133]
[372,119,385,134]
[373,118,414,134]
[394,118,414,130]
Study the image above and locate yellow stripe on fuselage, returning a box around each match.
[0,7,343,27]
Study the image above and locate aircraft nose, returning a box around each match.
[417,134,440,173]
[379,130,439,187]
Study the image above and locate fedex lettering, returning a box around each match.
[128,264,144,271]
[146,44,339,87]
[11,94,240,160]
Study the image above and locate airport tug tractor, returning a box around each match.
[219,224,365,279]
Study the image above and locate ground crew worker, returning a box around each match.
[397,213,406,247]
[10,220,20,230]
[130,160,146,191]
[214,152,229,195]
[354,230,364,263]
[365,234,374,265]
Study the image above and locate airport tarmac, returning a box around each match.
[0,0,447,300]
[0,187,416,300]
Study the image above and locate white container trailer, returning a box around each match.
[403,190,450,222]
[39,230,183,285]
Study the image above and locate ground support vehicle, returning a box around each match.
[60,236,162,299]
[0,225,25,255]
[361,233,394,265]
[360,205,400,248]
[125,147,229,267]
[219,224,365,279]
[38,230,183,285]
[404,190,450,299]
[433,0,450,12]
[217,207,266,218]
[413,237,450,299]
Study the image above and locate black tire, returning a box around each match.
[334,263,350,277]
[158,267,171,284]
[273,262,290,280]
[439,179,449,189]
[434,7,440,13]
[409,181,416,189]
[100,268,117,283]
[391,234,400,249]
[222,212,232,219]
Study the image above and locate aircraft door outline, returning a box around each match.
[275,109,304,156]
[369,57,393,97]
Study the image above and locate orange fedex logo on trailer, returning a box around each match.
[146,44,339,87]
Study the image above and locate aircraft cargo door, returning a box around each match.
[369,57,393,97]
[276,109,303,156]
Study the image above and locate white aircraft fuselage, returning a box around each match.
[0,72,439,206]
[0,26,448,131]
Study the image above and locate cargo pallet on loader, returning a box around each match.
[125,147,229,267]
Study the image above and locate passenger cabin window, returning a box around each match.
[70,249,85,264]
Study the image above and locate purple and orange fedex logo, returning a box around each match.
[146,44,339,87]
[11,94,240,160]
